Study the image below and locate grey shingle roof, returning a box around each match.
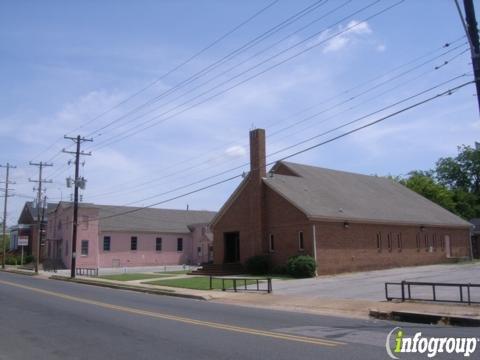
[96,205,216,233]
[23,201,57,222]
[264,161,471,228]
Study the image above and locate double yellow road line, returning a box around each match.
[0,279,346,348]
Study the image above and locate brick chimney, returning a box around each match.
[248,128,266,258]
[249,128,266,182]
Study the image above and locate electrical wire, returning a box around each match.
[86,43,468,200]
[66,79,473,225]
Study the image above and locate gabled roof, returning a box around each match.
[264,161,471,228]
[18,201,58,224]
[52,202,216,234]
[98,205,216,233]
[210,173,250,227]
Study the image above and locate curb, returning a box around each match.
[0,268,37,276]
[369,309,480,327]
[49,275,210,301]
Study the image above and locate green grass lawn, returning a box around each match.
[99,273,172,281]
[145,276,261,290]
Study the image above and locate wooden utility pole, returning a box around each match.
[455,0,480,112]
[29,161,53,273]
[1,163,16,269]
[63,135,92,278]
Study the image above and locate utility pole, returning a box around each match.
[0,163,16,269]
[29,161,53,273]
[455,0,480,112]
[63,135,92,278]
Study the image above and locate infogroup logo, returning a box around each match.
[385,327,479,359]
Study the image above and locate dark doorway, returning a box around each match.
[224,232,240,263]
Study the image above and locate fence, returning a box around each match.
[385,280,480,305]
[76,267,98,277]
[209,276,272,293]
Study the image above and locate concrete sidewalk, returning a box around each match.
[213,292,480,321]
[49,271,480,322]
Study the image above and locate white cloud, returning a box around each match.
[376,44,387,52]
[321,20,373,53]
[346,20,372,35]
[323,36,350,53]
[225,145,247,158]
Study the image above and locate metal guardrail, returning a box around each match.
[76,267,98,277]
[209,276,272,293]
[385,280,480,305]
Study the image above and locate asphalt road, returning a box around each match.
[0,272,478,360]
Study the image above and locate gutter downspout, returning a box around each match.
[470,225,475,260]
[312,224,318,276]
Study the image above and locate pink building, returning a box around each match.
[46,202,215,270]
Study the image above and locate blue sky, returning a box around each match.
[0,0,479,225]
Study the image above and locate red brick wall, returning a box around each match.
[213,178,261,264]
[263,185,312,266]
[213,179,471,274]
[212,129,471,274]
[312,221,470,274]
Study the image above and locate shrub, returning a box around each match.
[5,256,18,265]
[24,255,34,264]
[271,264,288,275]
[286,255,316,278]
[245,255,271,275]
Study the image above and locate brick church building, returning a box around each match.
[210,129,472,275]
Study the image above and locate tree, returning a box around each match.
[399,172,456,214]
[436,145,480,195]
[398,144,480,220]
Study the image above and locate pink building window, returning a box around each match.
[131,236,137,251]
[81,240,88,256]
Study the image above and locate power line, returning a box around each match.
[90,0,396,151]
[45,34,468,203]
[51,38,469,207]
[70,79,473,226]
[31,0,281,163]
[86,42,468,200]
[40,0,335,177]
[84,73,470,211]
[81,0,336,142]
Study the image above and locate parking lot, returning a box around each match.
[272,261,480,301]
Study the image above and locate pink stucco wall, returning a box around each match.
[98,232,192,268]
[46,203,100,269]
[46,203,214,269]
[190,224,214,264]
